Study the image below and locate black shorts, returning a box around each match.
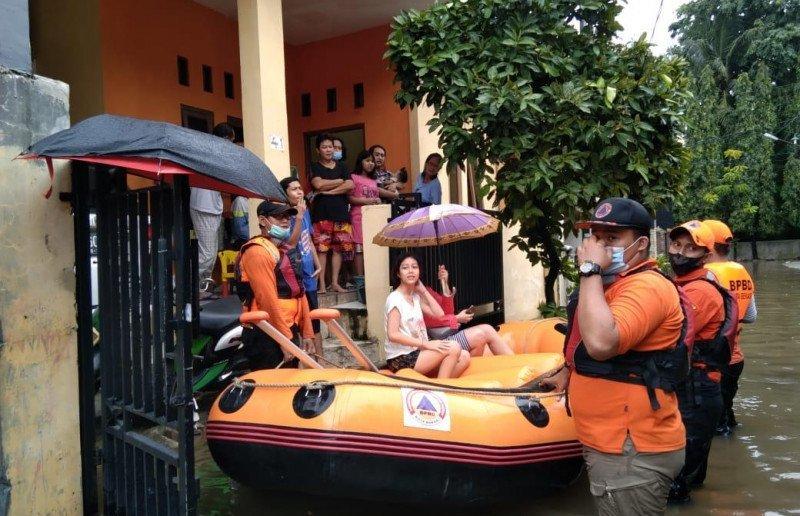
[306,290,320,334]
[385,350,420,373]
[241,326,299,370]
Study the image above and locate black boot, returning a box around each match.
[668,478,691,504]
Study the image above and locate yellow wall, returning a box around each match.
[0,75,82,515]
[29,0,105,123]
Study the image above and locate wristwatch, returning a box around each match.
[578,261,602,277]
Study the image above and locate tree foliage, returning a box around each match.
[386,0,691,302]
[672,0,800,239]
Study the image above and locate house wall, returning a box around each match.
[285,25,411,183]
[98,0,242,126]
[0,68,81,515]
[29,0,106,123]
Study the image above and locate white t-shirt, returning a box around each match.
[190,187,223,215]
[384,290,428,360]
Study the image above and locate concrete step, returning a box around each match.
[317,289,358,308]
[317,300,369,341]
[322,337,382,369]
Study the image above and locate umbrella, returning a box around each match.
[372,203,499,247]
[18,114,286,201]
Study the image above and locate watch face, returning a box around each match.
[580,262,594,274]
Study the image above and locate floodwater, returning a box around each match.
[196,260,800,515]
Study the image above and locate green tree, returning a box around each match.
[670,0,800,91]
[782,154,800,229]
[385,0,691,302]
[676,66,727,221]
[704,149,758,233]
[731,65,780,237]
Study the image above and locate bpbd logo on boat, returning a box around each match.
[401,388,451,432]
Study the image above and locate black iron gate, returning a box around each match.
[73,164,197,515]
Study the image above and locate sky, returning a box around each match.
[616,0,689,55]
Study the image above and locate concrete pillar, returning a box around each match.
[237,0,291,232]
[408,102,449,204]
[502,223,546,321]
[0,68,82,514]
[362,203,391,361]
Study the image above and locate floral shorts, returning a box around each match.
[313,220,355,260]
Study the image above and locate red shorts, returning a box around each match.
[313,221,354,260]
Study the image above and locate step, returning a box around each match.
[317,300,369,341]
[322,337,382,369]
[317,289,359,308]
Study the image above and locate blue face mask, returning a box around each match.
[333,150,343,161]
[268,224,291,241]
[601,237,643,284]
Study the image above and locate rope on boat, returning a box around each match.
[230,366,566,401]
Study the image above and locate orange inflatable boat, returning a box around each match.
[206,311,580,504]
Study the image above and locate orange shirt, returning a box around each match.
[705,262,754,364]
[675,268,724,342]
[239,239,314,340]
[569,260,686,454]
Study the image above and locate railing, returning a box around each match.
[388,198,504,327]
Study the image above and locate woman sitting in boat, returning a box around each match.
[384,253,470,377]
[424,264,515,357]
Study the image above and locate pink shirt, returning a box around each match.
[349,174,379,244]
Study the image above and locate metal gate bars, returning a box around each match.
[73,165,197,515]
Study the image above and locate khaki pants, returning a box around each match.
[583,437,684,516]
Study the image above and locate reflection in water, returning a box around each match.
[197,261,800,515]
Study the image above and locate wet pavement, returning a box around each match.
[196,260,800,515]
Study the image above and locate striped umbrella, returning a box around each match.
[372,203,499,248]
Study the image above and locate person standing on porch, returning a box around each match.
[368,144,402,201]
[348,150,381,279]
[190,122,234,293]
[310,134,354,293]
[413,153,443,205]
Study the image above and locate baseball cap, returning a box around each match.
[256,201,297,217]
[702,219,734,244]
[669,220,715,252]
[576,198,653,231]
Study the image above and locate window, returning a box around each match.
[202,65,213,93]
[177,56,189,86]
[224,72,235,99]
[301,93,311,117]
[180,105,214,133]
[353,83,364,108]
[326,88,337,112]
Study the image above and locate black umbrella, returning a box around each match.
[20,114,286,201]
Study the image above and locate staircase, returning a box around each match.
[317,290,381,368]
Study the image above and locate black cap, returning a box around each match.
[576,198,652,231]
[256,201,297,217]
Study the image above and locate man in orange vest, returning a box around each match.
[666,221,736,503]
[702,219,757,435]
[236,201,315,369]
[543,198,687,515]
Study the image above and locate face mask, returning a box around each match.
[268,224,291,241]
[601,237,643,284]
[668,252,704,276]
[333,150,343,161]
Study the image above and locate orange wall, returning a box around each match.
[285,25,410,182]
[98,0,242,126]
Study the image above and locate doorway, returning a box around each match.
[302,124,365,178]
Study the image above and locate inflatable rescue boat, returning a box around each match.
[206,310,581,504]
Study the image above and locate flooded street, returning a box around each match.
[197,260,800,515]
